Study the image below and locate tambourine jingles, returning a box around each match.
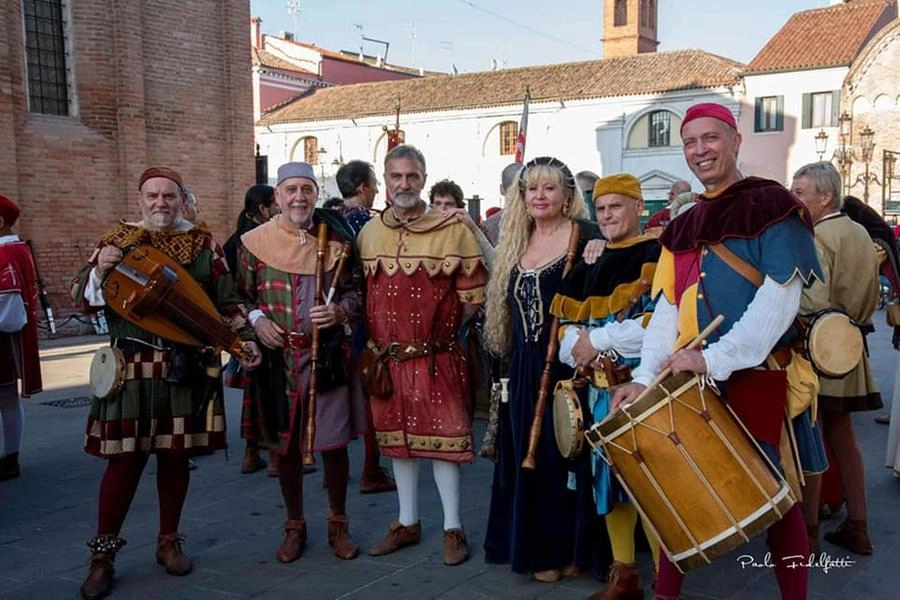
[101,245,251,359]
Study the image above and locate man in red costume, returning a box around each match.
[359,144,487,566]
[0,193,43,480]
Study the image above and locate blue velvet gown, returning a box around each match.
[483,255,609,575]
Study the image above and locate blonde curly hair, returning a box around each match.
[483,158,586,357]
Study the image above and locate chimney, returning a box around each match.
[279,31,294,42]
[250,16,263,49]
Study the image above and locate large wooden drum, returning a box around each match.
[584,371,796,572]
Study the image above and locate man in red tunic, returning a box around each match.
[0,193,43,480]
[358,145,487,566]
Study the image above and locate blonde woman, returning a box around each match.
[482,157,602,582]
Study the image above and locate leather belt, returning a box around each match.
[770,344,793,369]
[372,337,457,362]
[285,331,312,350]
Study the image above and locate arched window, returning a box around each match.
[499,121,518,155]
[614,0,627,26]
[303,136,319,164]
[627,110,682,149]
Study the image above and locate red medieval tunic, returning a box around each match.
[357,209,486,463]
[0,235,43,396]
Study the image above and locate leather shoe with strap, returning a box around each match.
[80,552,115,600]
[327,515,360,560]
[276,518,307,563]
[155,532,193,575]
[587,561,642,600]
[368,521,421,556]
[442,528,469,566]
[824,518,873,555]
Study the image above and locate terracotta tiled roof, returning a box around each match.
[746,0,896,73]
[259,49,743,126]
[252,47,318,77]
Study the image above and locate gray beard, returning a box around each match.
[391,193,419,208]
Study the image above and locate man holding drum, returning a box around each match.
[790,161,881,556]
[552,173,662,599]
[72,167,262,600]
[612,103,822,600]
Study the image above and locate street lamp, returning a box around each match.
[852,125,879,204]
[814,129,829,160]
[835,111,853,190]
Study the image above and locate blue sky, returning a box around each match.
[250,0,829,72]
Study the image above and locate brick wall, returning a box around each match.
[0,0,254,335]
[843,21,900,217]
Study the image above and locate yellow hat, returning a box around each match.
[593,173,642,201]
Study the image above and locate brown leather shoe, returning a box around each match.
[155,532,193,575]
[368,521,421,556]
[267,452,279,477]
[360,466,397,494]
[0,452,20,480]
[276,519,307,563]
[241,446,266,474]
[587,561,642,600]
[824,518,873,555]
[80,552,115,600]
[327,515,360,560]
[442,528,469,566]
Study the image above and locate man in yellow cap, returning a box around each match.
[550,173,661,599]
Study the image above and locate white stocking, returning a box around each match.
[392,457,420,526]
[0,384,23,456]
[432,459,462,531]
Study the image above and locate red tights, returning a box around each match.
[97,453,191,536]
[655,504,809,600]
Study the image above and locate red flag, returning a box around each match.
[514,87,530,163]
[387,128,405,150]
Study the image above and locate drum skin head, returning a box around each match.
[90,347,125,400]
[807,311,863,378]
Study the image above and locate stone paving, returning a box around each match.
[1,314,899,599]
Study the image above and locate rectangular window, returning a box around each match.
[754,96,783,132]
[23,0,70,116]
[499,121,517,155]
[802,91,839,129]
[648,110,670,147]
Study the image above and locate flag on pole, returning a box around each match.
[514,87,530,163]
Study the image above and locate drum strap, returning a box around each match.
[707,243,762,287]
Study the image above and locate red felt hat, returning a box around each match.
[0,193,20,227]
[681,102,737,133]
[138,167,184,191]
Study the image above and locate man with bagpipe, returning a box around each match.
[235,162,367,565]
[72,167,262,600]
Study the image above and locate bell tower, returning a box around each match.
[602,0,659,58]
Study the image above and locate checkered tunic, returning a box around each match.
[72,223,254,457]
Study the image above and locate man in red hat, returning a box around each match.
[72,167,261,600]
[0,193,43,481]
[612,103,823,599]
